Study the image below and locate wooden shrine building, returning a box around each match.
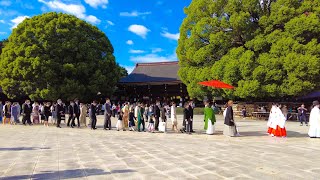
[116,61,188,103]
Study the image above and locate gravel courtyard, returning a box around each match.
[0,115,319,180]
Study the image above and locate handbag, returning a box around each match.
[159,122,166,132]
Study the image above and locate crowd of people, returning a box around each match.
[0,98,319,138]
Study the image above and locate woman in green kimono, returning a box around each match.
[204,100,216,135]
[137,104,145,132]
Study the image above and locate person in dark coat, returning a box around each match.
[104,98,112,130]
[90,101,98,130]
[74,99,81,127]
[43,102,51,127]
[183,103,192,134]
[67,101,75,128]
[223,100,239,136]
[22,99,33,125]
[161,105,167,122]
[153,101,161,131]
[188,101,195,132]
[56,99,65,128]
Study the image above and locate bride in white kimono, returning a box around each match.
[308,101,320,138]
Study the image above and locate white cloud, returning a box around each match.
[86,15,101,24]
[128,24,150,39]
[126,40,134,45]
[0,20,5,23]
[0,0,11,6]
[121,65,135,74]
[129,49,145,54]
[11,16,30,29]
[151,48,163,53]
[107,20,114,26]
[84,0,108,9]
[38,0,101,24]
[120,11,151,17]
[161,31,180,41]
[0,32,7,35]
[130,52,177,63]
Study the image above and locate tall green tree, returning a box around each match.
[0,12,123,101]
[177,0,320,99]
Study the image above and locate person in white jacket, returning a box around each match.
[171,102,178,132]
[308,101,320,138]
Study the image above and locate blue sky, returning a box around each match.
[0,0,191,73]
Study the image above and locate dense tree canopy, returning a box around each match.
[177,0,320,100]
[0,12,123,101]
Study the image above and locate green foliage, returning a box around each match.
[0,12,122,101]
[177,0,320,99]
[0,39,7,55]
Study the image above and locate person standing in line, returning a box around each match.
[72,99,80,127]
[16,102,21,123]
[154,101,161,131]
[116,111,124,131]
[104,98,112,130]
[43,102,51,127]
[22,100,32,125]
[90,101,98,130]
[137,103,145,132]
[0,101,3,123]
[298,104,308,126]
[180,103,189,133]
[112,103,116,118]
[32,102,40,124]
[223,100,239,137]
[80,103,87,127]
[161,104,167,123]
[144,104,149,123]
[171,102,178,132]
[183,103,192,134]
[129,108,136,131]
[39,103,44,124]
[67,101,75,128]
[50,103,57,125]
[281,105,288,120]
[204,100,216,135]
[308,101,320,138]
[3,101,11,125]
[56,99,64,128]
[10,102,19,125]
[188,100,195,132]
[147,113,155,133]
[134,102,139,120]
[122,102,129,131]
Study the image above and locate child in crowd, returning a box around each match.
[116,111,123,131]
[148,114,155,133]
[129,109,136,131]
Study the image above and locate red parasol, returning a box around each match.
[198,80,234,89]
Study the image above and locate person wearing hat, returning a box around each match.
[308,101,320,138]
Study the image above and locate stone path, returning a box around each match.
[0,115,319,180]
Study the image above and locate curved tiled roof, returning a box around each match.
[119,61,181,84]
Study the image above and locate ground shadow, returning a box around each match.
[286,131,308,138]
[0,147,50,151]
[1,168,136,180]
[237,131,267,137]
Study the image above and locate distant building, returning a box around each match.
[116,61,188,103]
